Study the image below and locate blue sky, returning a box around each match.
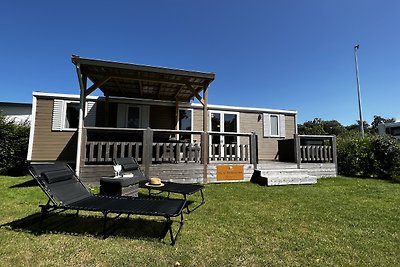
[1,1,399,125]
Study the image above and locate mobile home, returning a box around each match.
[28,56,337,184]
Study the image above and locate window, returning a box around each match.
[117,104,149,128]
[64,102,80,129]
[179,109,192,142]
[224,113,238,144]
[389,127,400,136]
[52,99,97,131]
[270,115,279,136]
[263,113,285,137]
[127,106,140,128]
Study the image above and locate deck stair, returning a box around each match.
[254,168,317,186]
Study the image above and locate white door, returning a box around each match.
[209,111,239,159]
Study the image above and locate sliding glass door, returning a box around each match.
[209,111,239,159]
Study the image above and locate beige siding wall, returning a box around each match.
[285,115,296,138]
[30,96,296,162]
[192,108,203,141]
[240,113,296,160]
[239,113,275,160]
[193,108,296,161]
[31,99,77,161]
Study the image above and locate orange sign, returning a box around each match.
[217,165,244,181]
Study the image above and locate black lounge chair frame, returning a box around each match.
[114,157,205,213]
[29,162,186,245]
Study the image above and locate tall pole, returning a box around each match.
[354,44,365,137]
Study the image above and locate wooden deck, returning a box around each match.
[80,160,336,185]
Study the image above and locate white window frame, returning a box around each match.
[269,114,280,137]
[178,108,194,143]
[52,99,97,132]
[63,100,80,131]
[208,110,240,144]
[263,113,285,138]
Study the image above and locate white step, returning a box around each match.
[260,169,310,179]
[255,169,317,186]
[266,175,317,186]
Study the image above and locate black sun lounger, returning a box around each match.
[28,162,186,245]
[114,157,205,213]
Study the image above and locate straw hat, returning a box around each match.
[150,177,161,185]
[145,177,164,187]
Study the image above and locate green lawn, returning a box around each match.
[0,176,399,266]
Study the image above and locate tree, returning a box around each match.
[298,118,347,136]
[298,118,326,135]
[322,120,346,136]
[298,115,397,137]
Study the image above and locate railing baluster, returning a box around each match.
[89,142,95,162]
[183,143,188,162]
[193,144,198,163]
[328,145,332,162]
[121,142,127,158]
[175,143,180,162]
[135,143,140,160]
[154,143,160,162]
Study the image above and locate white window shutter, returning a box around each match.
[85,101,97,127]
[52,99,64,131]
[141,105,150,128]
[117,104,127,127]
[263,113,270,137]
[279,114,286,137]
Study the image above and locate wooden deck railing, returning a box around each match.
[299,144,333,162]
[294,134,337,169]
[85,141,143,163]
[84,128,255,164]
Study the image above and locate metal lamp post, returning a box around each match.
[354,44,365,137]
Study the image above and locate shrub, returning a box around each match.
[337,135,400,179]
[371,136,400,178]
[0,114,30,176]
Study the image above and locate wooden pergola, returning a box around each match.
[71,55,215,183]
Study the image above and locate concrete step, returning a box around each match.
[265,175,317,186]
[259,169,310,179]
[254,169,317,186]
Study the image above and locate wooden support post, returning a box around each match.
[75,63,87,176]
[250,132,258,170]
[201,132,208,182]
[175,100,180,140]
[142,128,153,178]
[105,90,110,127]
[332,136,338,175]
[294,134,301,169]
[201,85,209,184]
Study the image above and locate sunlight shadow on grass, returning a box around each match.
[9,179,38,188]
[1,212,171,242]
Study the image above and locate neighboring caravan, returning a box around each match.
[378,121,400,140]
[0,102,32,123]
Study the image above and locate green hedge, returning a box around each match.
[0,114,30,176]
[337,135,400,179]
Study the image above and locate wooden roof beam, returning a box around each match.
[108,73,205,87]
[115,79,123,91]
[84,76,111,96]
[158,84,163,99]
[138,80,143,96]
[174,84,185,99]
[186,83,204,105]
